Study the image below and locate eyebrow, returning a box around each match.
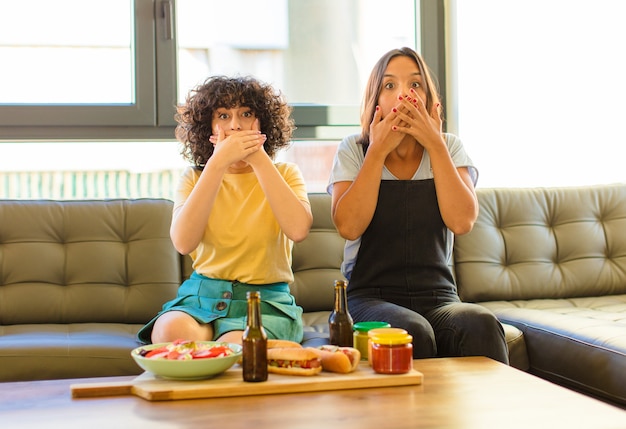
[383,71,422,78]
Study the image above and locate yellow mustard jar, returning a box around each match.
[353,321,390,360]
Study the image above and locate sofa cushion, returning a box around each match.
[481,298,626,405]
[454,184,626,302]
[0,323,143,380]
[0,199,181,325]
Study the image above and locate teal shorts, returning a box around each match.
[137,272,304,344]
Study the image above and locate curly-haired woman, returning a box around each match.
[138,76,312,345]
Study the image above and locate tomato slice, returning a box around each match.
[144,347,168,358]
[192,346,231,359]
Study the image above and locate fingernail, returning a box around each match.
[398,95,403,100]
[392,107,398,113]
[376,105,380,111]
[392,125,397,131]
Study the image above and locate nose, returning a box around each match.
[229,117,241,131]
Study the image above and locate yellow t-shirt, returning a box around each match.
[174,163,309,284]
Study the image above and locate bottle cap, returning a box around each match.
[247,290,261,299]
[367,327,407,338]
[353,321,391,332]
[370,332,413,346]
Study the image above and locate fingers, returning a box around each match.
[371,105,383,126]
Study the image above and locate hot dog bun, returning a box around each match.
[267,347,322,376]
[267,339,303,349]
[308,345,361,373]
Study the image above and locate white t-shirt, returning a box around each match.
[327,132,478,280]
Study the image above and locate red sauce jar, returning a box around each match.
[370,331,413,374]
[367,327,408,366]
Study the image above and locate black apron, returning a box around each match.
[348,179,459,310]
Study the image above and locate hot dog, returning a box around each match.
[308,345,361,373]
[267,347,322,376]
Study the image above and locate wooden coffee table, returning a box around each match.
[2,357,625,428]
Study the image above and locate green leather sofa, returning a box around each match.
[0,196,345,382]
[454,183,626,407]
[1,186,624,407]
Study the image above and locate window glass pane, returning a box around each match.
[455,0,626,187]
[0,0,133,104]
[176,0,417,105]
[0,142,187,200]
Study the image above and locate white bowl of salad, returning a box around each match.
[131,340,242,380]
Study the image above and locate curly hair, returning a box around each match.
[175,76,295,166]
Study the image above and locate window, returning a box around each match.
[452,0,626,187]
[0,0,169,129]
[0,0,424,198]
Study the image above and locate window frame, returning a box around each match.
[0,0,441,142]
[0,0,167,134]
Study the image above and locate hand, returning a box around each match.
[392,89,444,152]
[209,120,266,168]
[368,103,407,158]
[243,119,270,168]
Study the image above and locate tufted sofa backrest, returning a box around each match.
[0,195,344,326]
[454,184,626,302]
[0,199,181,325]
[290,193,345,312]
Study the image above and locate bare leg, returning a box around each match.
[151,311,213,343]
[217,330,244,345]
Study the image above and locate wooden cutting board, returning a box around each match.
[71,362,423,401]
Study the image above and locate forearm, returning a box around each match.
[252,155,312,243]
[429,146,478,235]
[332,150,386,240]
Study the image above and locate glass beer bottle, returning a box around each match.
[242,291,268,382]
[328,279,354,347]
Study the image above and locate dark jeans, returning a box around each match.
[348,296,509,364]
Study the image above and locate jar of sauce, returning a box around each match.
[353,322,390,361]
[369,330,413,374]
[367,327,409,366]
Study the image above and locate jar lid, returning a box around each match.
[353,321,391,332]
[370,332,413,345]
[367,327,407,338]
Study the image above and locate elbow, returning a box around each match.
[450,222,474,236]
[335,222,362,241]
[287,218,313,243]
[171,239,195,256]
[289,230,309,243]
[170,230,198,255]
[446,201,478,236]
[448,217,476,236]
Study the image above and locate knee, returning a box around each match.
[465,308,504,339]
[152,312,212,343]
[402,320,437,358]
